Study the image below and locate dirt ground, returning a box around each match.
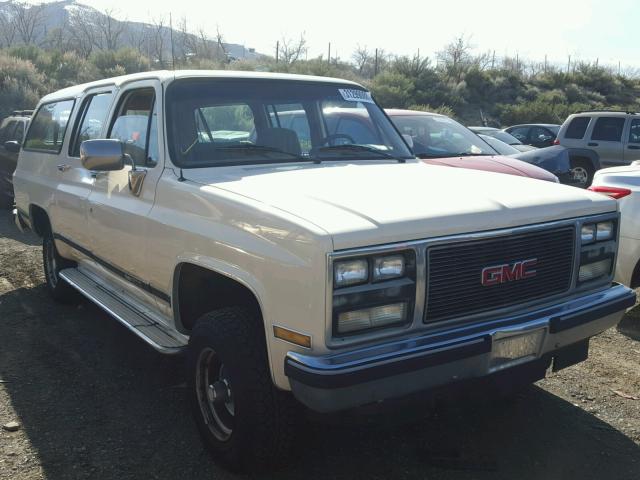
[1,207,640,480]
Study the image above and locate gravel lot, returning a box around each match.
[1,207,640,480]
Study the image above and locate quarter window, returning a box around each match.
[0,120,17,144]
[591,117,625,142]
[629,119,640,143]
[109,89,156,167]
[70,92,114,157]
[565,117,590,139]
[24,100,75,153]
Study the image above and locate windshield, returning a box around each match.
[166,79,413,167]
[488,130,522,145]
[389,114,496,158]
[479,134,520,155]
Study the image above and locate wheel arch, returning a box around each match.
[631,258,640,289]
[29,204,50,237]
[172,260,267,337]
[568,148,601,171]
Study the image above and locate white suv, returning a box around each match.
[11,71,636,471]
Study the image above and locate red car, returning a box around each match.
[385,109,558,182]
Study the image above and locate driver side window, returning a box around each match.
[109,88,157,167]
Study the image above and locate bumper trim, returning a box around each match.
[286,284,635,408]
[285,335,491,389]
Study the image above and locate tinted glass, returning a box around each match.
[70,92,114,157]
[24,100,75,153]
[591,117,625,142]
[489,130,522,145]
[13,122,25,142]
[508,127,529,142]
[628,119,640,143]
[109,89,155,167]
[0,120,17,144]
[166,79,412,167]
[565,117,590,139]
[391,115,496,157]
[480,135,520,155]
[531,126,554,143]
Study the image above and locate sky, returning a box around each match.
[78,0,638,69]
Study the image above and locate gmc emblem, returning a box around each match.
[481,258,538,286]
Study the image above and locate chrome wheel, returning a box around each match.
[571,166,589,187]
[195,347,235,441]
[44,237,59,288]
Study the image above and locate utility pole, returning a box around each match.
[328,42,331,64]
[169,13,175,69]
[374,48,379,76]
[491,50,495,69]
[544,54,547,73]
[275,41,279,63]
[567,55,571,73]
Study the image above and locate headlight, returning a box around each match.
[373,255,405,282]
[596,221,614,241]
[581,221,614,244]
[577,218,617,285]
[331,250,416,338]
[337,303,407,334]
[581,224,596,244]
[334,259,368,287]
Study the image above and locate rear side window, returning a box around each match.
[13,122,25,142]
[591,117,625,142]
[564,117,590,139]
[508,126,529,142]
[629,119,640,143]
[70,92,114,157]
[24,100,75,153]
[0,120,17,144]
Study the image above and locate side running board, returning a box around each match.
[59,268,186,354]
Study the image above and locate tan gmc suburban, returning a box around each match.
[11,70,636,471]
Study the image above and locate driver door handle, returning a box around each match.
[57,164,71,172]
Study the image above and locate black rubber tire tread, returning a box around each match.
[187,307,299,472]
[42,229,80,304]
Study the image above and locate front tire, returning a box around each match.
[187,307,298,472]
[42,230,79,303]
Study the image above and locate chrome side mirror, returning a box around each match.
[80,139,126,171]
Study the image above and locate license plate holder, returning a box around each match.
[489,328,546,373]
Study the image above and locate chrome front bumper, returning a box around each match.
[285,284,636,412]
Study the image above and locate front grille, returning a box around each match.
[425,227,575,323]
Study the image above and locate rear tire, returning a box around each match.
[570,159,594,188]
[187,307,298,472]
[42,230,80,304]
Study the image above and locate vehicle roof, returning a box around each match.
[507,123,561,128]
[468,126,499,131]
[384,109,444,118]
[570,111,638,117]
[39,70,364,103]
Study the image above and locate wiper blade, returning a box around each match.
[218,144,308,161]
[313,144,403,161]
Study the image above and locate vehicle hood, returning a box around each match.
[513,146,572,176]
[186,160,616,250]
[422,155,557,182]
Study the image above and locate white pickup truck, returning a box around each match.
[12,70,636,471]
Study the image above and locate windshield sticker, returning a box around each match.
[338,88,374,104]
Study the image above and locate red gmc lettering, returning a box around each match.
[481,258,537,286]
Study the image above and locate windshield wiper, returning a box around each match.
[313,144,405,162]
[217,144,308,161]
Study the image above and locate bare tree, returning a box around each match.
[67,8,97,57]
[352,45,370,74]
[149,16,166,67]
[10,1,46,45]
[436,34,475,81]
[0,7,17,47]
[279,33,308,65]
[95,8,125,51]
